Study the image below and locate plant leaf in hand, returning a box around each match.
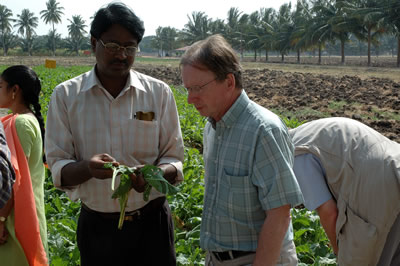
[104,163,179,229]
[104,163,135,229]
[141,165,179,201]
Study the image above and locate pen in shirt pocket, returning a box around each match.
[134,111,155,121]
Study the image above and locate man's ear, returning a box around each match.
[90,37,97,53]
[226,73,236,91]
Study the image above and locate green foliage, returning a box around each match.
[292,208,336,265]
[141,165,180,198]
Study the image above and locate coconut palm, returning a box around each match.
[273,3,293,62]
[153,26,178,57]
[182,11,211,44]
[343,0,386,66]
[259,8,276,62]
[290,0,312,63]
[67,15,86,56]
[225,7,242,49]
[0,4,14,56]
[378,0,400,67]
[247,11,264,61]
[15,9,38,56]
[40,0,64,56]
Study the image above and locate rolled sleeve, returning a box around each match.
[254,126,304,210]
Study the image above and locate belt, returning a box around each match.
[81,196,166,221]
[213,250,255,261]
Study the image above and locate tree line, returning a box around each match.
[151,0,400,67]
[0,0,88,56]
[1,0,399,67]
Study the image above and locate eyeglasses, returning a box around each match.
[185,78,217,94]
[99,39,138,56]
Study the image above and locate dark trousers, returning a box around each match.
[77,197,176,266]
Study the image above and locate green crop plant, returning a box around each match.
[105,163,179,229]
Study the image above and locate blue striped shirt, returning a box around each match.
[200,91,303,251]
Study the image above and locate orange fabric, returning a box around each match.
[1,114,48,266]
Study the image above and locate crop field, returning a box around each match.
[1,56,399,265]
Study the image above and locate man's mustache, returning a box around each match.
[110,60,128,65]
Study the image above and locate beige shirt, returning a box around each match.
[290,117,400,266]
[45,67,184,212]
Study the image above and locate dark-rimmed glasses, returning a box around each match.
[99,39,138,56]
[185,78,217,94]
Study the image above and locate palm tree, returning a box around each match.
[40,0,64,56]
[273,3,293,62]
[247,11,263,61]
[153,26,178,57]
[225,7,242,49]
[290,0,312,63]
[67,15,86,56]
[379,0,400,67]
[209,18,226,36]
[0,4,14,56]
[182,11,211,44]
[15,9,38,56]
[259,8,276,62]
[344,0,386,66]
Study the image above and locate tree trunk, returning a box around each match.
[341,40,345,65]
[265,49,269,62]
[318,43,322,65]
[2,36,5,56]
[254,49,257,61]
[397,37,400,67]
[52,24,56,56]
[281,53,284,62]
[297,49,300,63]
[368,28,371,67]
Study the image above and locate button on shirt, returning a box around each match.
[45,68,184,212]
[200,91,303,251]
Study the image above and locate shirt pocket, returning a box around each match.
[336,198,378,265]
[217,170,261,221]
[123,118,159,162]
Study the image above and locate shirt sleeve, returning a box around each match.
[293,153,332,211]
[44,86,77,190]
[253,125,304,210]
[15,116,36,158]
[156,84,184,183]
[0,125,15,208]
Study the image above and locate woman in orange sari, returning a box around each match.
[0,65,48,265]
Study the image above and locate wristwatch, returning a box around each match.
[0,216,6,223]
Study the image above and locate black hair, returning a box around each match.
[1,65,46,163]
[90,2,145,43]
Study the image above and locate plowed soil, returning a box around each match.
[135,65,400,143]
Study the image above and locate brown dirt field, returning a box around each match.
[1,56,399,143]
[134,63,400,143]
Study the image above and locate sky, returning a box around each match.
[2,0,296,38]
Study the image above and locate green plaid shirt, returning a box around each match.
[200,91,303,251]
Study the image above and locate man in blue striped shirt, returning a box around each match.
[180,34,303,266]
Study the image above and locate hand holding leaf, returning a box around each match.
[104,163,180,229]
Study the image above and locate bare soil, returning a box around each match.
[134,64,400,143]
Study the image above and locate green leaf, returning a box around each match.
[140,165,180,195]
